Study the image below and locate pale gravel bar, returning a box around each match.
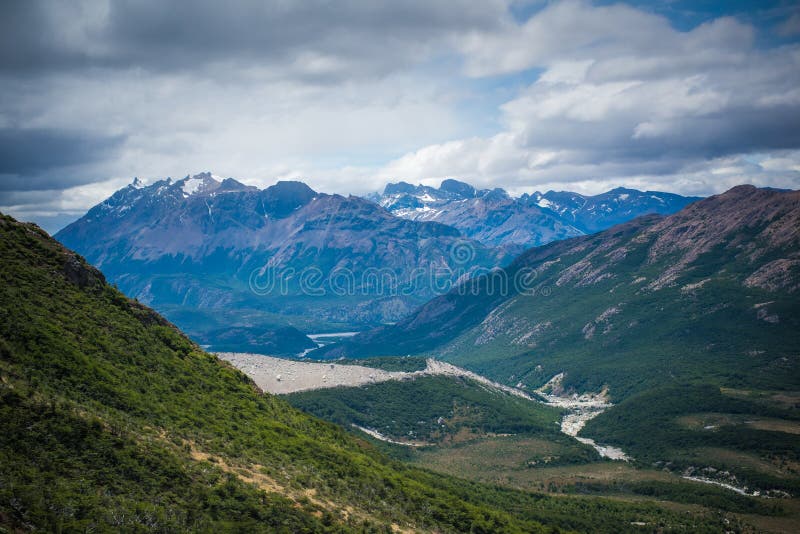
[217,352,419,394]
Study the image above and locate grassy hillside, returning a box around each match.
[1,213,746,532]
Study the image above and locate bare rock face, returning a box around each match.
[62,255,106,289]
[744,258,800,293]
[641,185,800,291]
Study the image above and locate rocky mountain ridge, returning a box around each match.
[371,179,700,248]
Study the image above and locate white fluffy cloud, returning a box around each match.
[378,0,800,195]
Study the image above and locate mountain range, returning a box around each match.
[56,173,505,352]
[55,173,697,352]
[371,179,699,249]
[321,185,800,395]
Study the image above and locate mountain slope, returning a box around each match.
[321,185,800,496]
[55,174,505,345]
[372,180,699,249]
[323,185,800,397]
[1,213,740,532]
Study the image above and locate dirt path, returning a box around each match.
[351,425,428,447]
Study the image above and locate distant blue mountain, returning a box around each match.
[371,179,700,248]
[56,173,504,348]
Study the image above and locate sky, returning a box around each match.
[1,0,800,233]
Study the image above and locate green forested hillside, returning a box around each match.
[0,213,743,532]
[287,375,586,452]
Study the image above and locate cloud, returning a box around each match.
[0,0,507,78]
[0,0,512,226]
[379,0,800,195]
[0,128,123,188]
[1,0,799,230]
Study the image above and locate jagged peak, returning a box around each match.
[482,188,510,202]
[439,179,476,198]
[173,172,222,196]
[265,180,317,197]
[383,181,418,196]
[261,181,317,218]
[218,177,256,192]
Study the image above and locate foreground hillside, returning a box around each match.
[1,213,743,532]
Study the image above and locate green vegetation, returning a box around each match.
[286,374,799,525]
[287,375,581,450]
[1,213,745,532]
[411,440,782,515]
[0,392,333,532]
[565,479,783,515]
[410,435,616,485]
[427,260,800,400]
[584,384,800,495]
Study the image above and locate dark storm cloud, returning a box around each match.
[0,0,505,77]
[0,128,124,190]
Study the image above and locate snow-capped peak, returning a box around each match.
[182,177,205,196]
[131,177,144,189]
[177,172,221,197]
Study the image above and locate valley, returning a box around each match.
[217,349,800,531]
[221,352,633,461]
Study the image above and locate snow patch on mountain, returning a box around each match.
[182,177,205,196]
